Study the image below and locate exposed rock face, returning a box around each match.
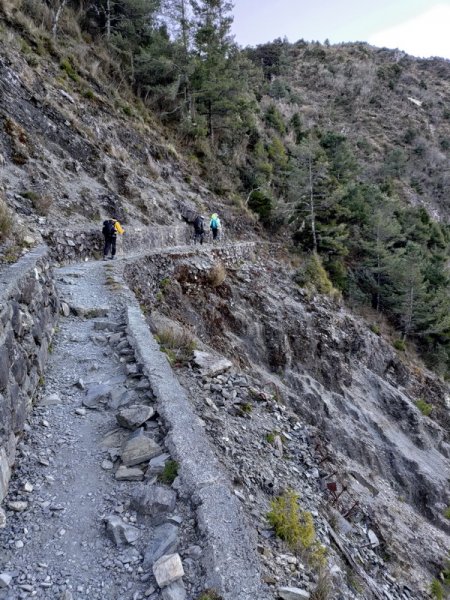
[125,247,450,594]
[0,246,58,505]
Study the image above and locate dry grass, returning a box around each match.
[0,198,13,243]
[208,261,226,287]
[155,326,197,366]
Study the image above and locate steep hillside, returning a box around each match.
[245,41,450,219]
[0,3,450,599]
[0,3,256,265]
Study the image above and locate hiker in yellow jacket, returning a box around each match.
[102,218,124,260]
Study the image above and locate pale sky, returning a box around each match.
[232,0,450,59]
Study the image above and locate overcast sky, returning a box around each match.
[231,0,450,59]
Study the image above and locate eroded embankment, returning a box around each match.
[124,244,450,598]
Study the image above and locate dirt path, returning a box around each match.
[0,259,196,600]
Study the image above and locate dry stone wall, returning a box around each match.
[43,224,192,263]
[0,246,59,511]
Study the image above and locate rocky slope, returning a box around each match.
[125,245,450,597]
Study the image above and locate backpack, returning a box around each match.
[210,217,219,229]
[194,216,204,232]
[102,219,115,236]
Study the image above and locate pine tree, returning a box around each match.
[386,243,429,339]
[190,0,243,143]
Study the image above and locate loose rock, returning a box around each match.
[153,554,184,588]
[116,405,155,430]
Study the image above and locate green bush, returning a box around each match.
[248,189,273,224]
[265,104,286,134]
[268,489,308,549]
[295,253,334,295]
[60,57,79,82]
[443,507,450,520]
[267,489,327,568]
[393,339,406,352]
[430,579,444,600]
[196,591,223,600]
[158,460,179,485]
[416,399,433,417]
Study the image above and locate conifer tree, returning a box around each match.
[190,0,240,143]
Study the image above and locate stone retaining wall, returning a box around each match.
[0,246,59,510]
[43,224,192,263]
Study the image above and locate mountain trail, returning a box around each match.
[0,243,269,600]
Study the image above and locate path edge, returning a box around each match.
[125,302,271,600]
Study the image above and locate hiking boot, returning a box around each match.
[103,256,108,261]
[110,256,115,260]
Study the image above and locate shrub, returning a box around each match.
[155,327,196,366]
[267,489,327,568]
[295,253,334,295]
[158,460,179,485]
[208,262,226,287]
[415,399,432,417]
[248,189,273,224]
[60,57,79,82]
[268,489,314,549]
[443,507,450,520]
[310,570,331,600]
[265,104,286,134]
[370,324,380,335]
[393,339,406,351]
[430,579,443,600]
[197,591,223,600]
[0,199,13,243]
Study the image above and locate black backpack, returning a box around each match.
[194,216,204,233]
[102,219,115,236]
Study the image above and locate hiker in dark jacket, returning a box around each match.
[193,214,205,245]
[102,218,124,260]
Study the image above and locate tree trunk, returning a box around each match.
[308,156,317,253]
[106,0,111,39]
[52,0,68,38]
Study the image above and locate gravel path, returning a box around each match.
[0,258,196,600]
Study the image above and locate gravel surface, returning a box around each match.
[0,258,200,600]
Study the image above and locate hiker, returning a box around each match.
[102,218,124,260]
[193,214,205,245]
[210,213,221,242]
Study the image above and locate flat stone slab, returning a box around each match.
[131,484,176,523]
[115,465,144,481]
[116,405,155,429]
[143,523,179,568]
[105,515,140,546]
[153,553,184,588]
[193,350,232,377]
[83,384,112,409]
[161,580,186,600]
[278,587,310,600]
[147,453,171,476]
[121,431,162,466]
